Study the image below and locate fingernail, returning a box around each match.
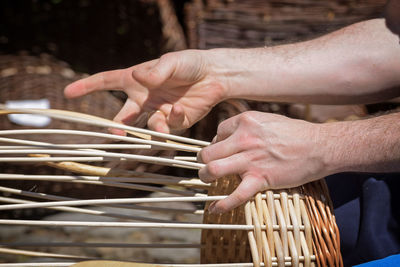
[196,151,203,163]
[108,128,126,136]
[208,201,220,214]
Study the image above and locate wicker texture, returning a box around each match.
[0,106,343,266]
[202,178,342,267]
[201,175,251,263]
[0,54,123,140]
[186,0,386,49]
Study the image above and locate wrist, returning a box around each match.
[203,48,235,101]
[206,48,271,101]
[318,121,353,175]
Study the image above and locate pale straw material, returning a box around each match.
[201,176,343,267]
[0,108,342,267]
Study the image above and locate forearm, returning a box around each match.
[322,112,400,174]
[208,19,400,104]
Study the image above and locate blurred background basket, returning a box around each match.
[0,54,174,221]
[185,0,386,49]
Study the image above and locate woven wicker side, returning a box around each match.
[202,176,342,267]
[186,0,386,49]
[303,180,343,267]
[201,175,251,263]
[247,180,342,267]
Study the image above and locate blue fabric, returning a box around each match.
[354,254,400,266]
[325,173,400,266]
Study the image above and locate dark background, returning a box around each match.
[0,0,189,74]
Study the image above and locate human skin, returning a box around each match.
[65,18,400,213]
[198,111,400,213]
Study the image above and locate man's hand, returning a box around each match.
[64,50,227,134]
[198,111,330,213]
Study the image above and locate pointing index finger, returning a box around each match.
[64,69,127,98]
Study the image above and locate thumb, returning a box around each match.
[132,53,177,89]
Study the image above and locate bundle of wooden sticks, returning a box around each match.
[0,106,342,267]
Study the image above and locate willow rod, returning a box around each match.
[0,138,199,161]
[0,263,74,267]
[0,262,315,267]
[0,144,152,150]
[0,196,189,224]
[0,129,201,153]
[0,194,240,211]
[0,174,209,188]
[0,137,194,162]
[0,136,148,150]
[2,242,202,248]
[0,185,203,215]
[0,219,305,231]
[0,106,210,146]
[0,156,122,163]
[0,247,95,260]
[0,172,199,196]
[0,149,204,169]
[37,159,199,181]
[0,192,302,211]
[0,263,285,267]
[0,146,201,181]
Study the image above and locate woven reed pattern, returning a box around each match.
[0,54,123,142]
[303,180,342,267]
[201,175,251,263]
[0,106,343,266]
[202,178,342,267]
[186,0,386,49]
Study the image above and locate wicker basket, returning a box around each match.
[201,176,342,266]
[0,106,342,266]
[0,54,172,209]
[185,0,386,49]
[0,0,186,74]
[0,54,123,141]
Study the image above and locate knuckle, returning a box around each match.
[237,134,249,148]
[237,133,259,149]
[239,111,255,124]
[248,136,264,150]
[198,167,207,181]
[263,174,278,189]
[207,162,220,178]
[216,120,227,135]
[160,52,176,63]
[198,148,210,163]
[198,165,217,183]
